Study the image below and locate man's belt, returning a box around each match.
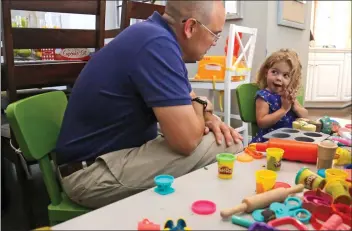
[58,160,95,178]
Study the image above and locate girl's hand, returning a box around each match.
[288,88,298,103]
[281,91,292,112]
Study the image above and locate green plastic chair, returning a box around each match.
[5,91,91,226]
[236,83,260,139]
[296,87,304,106]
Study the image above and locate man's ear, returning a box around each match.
[183,19,197,39]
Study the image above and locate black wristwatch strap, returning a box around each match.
[192,97,207,110]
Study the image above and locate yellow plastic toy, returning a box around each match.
[194,56,249,113]
[255,169,277,194]
[194,56,248,82]
[333,147,351,166]
[33,227,51,230]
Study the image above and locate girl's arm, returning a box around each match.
[292,99,308,118]
[256,97,289,129]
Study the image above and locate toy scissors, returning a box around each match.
[252,196,311,224]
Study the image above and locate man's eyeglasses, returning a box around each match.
[181,18,221,42]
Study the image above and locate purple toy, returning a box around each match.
[248,222,279,231]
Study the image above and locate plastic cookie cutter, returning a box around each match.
[138,219,160,230]
[244,147,264,159]
[319,214,351,230]
[163,218,191,231]
[248,222,279,231]
[252,196,312,224]
[311,212,351,230]
[154,175,175,195]
[332,203,352,226]
[302,189,333,214]
[267,217,308,230]
[236,153,254,162]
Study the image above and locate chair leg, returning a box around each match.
[13,153,37,230]
[1,155,8,216]
[50,220,58,226]
[242,122,249,148]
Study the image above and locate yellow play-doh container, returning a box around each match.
[34,227,51,230]
[325,179,351,205]
[255,169,277,194]
[266,148,284,171]
[216,153,236,179]
[295,167,326,190]
[325,168,348,183]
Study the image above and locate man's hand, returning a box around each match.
[204,113,243,146]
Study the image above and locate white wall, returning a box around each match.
[187,1,312,130]
[186,1,269,82]
[266,1,312,100]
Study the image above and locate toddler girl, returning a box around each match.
[251,49,308,143]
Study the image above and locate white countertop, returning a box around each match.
[309,47,351,53]
[52,155,317,230]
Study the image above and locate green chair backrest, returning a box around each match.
[296,87,304,106]
[5,91,67,205]
[236,83,260,137]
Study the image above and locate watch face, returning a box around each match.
[199,99,207,104]
[198,97,207,103]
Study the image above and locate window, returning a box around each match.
[224,1,243,20]
[311,1,351,49]
[116,0,160,27]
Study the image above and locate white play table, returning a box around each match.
[52,154,317,230]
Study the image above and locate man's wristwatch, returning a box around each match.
[191,97,208,110]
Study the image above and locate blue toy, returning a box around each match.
[317,169,326,178]
[164,218,191,230]
[154,175,175,195]
[252,196,311,224]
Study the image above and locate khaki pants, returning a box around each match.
[60,133,243,208]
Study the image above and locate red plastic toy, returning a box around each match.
[311,213,351,230]
[224,32,242,56]
[137,219,160,230]
[250,138,318,163]
[244,147,264,159]
[267,217,308,230]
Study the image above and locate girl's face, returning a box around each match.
[266,61,291,94]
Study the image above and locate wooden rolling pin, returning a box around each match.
[220,184,304,218]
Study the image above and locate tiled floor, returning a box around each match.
[1,106,351,230]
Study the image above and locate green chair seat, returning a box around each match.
[5,91,91,227]
[48,192,90,225]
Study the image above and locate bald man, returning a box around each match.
[56,0,244,208]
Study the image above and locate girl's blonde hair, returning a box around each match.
[256,49,302,94]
